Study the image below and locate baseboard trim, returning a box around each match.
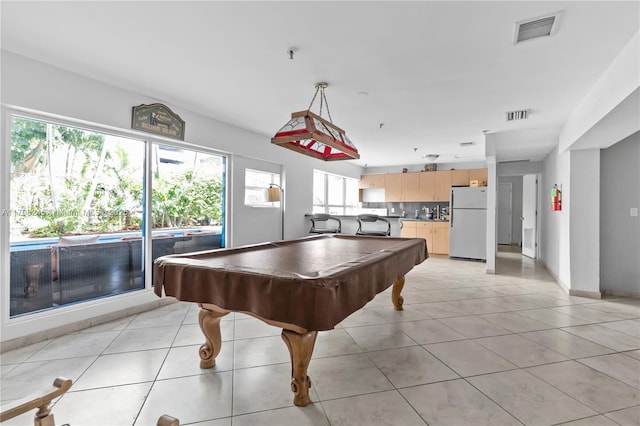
[539,260,570,294]
[1,298,177,353]
[538,260,603,299]
[569,289,602,299]
[601,289,640,299]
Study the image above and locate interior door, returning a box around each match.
[498,183,512,244]
[522,174,537,258]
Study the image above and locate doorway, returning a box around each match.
[498,183,512,244]
[522,174,538,258]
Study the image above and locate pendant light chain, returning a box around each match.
[306,82,333,123]
[307,86,320,111]
[322,87,333,123]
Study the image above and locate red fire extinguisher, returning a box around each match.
[551,184,562,211]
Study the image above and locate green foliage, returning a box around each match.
[152,170,222,228]
[10,117,47,172]
[10,117,223,239]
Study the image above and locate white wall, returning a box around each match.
[540,145,572,288]
[600,132,640,296]
[569,149,601,296]
[230,155,283,246]
[560,31,640,153]
[0,51,363,342]
[497,161,542,176]
[538,31,639,295]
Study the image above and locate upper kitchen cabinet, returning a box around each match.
[469,168,488,185]
[359,173,385,189]
[434,171,451,201]
[449,168,488,187]
[384,173,403,202]
[419,171,450,201]
[401,172,422,201]
[451,169,470,187]
[419,172,436,201]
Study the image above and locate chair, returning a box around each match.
[309,214,342,234]
[356,214,391,236]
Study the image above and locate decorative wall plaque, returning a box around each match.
[132,103,185,140]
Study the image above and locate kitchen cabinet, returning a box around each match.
[400,220,416,238]
[418,171,450,201]
[431,222,450,254]
[434,171,451,201]
[469,168,488,185]
[401,220,449,255]
[361,168,485,202]
[384,173,403,202]
[401,172,421,201]
[419,172,436,201]
[449,168,488,187]
[451,169,470,187]
[359,173,385,189]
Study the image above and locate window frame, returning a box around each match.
[312,169,359,215]
[2,108,228,321]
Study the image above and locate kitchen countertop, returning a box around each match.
[304,214,449,223]
[400,218,450,222]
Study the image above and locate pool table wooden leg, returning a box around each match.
[281,329,318,407]
[198,306,228,369]
[391,276,405,310]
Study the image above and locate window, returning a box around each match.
[312,170,359,215]
[9,116,146,316]
[244,169,280,207]
[151,145,226,261]
[7,115,227,318]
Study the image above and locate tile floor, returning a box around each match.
[1,248,639,426]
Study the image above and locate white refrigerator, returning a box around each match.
[449,187,487,260]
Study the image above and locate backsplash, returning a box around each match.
[362,201,450,219]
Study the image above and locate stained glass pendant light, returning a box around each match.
[271,82,359,161]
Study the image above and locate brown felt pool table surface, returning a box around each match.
[154,234,428,331]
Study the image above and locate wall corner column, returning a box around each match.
[569,148,601,297]
[485,135,497,274]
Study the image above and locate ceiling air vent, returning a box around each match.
[506,109,529,121]
[499,159,530,164]
[514,12,561,44]
[459,141,475,147]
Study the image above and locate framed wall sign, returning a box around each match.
[132,103,185,140]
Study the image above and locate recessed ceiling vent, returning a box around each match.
[499,159,530,164]
[514,12,561,44]
[459,141,475,147]
[506,109,529,121]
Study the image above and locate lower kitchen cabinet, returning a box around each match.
[401,220,449,255]
[400,220,417,238]
[431,222,450,255]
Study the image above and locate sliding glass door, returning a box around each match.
[150,145,225,266]
[9,116,145,315]
[8,115,226,317]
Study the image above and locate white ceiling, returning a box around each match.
[2,1,638,168]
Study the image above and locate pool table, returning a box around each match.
[154,234,428,406]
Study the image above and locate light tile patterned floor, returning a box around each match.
[1,249,639,425]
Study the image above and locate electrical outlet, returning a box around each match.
[631,208,638,217]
